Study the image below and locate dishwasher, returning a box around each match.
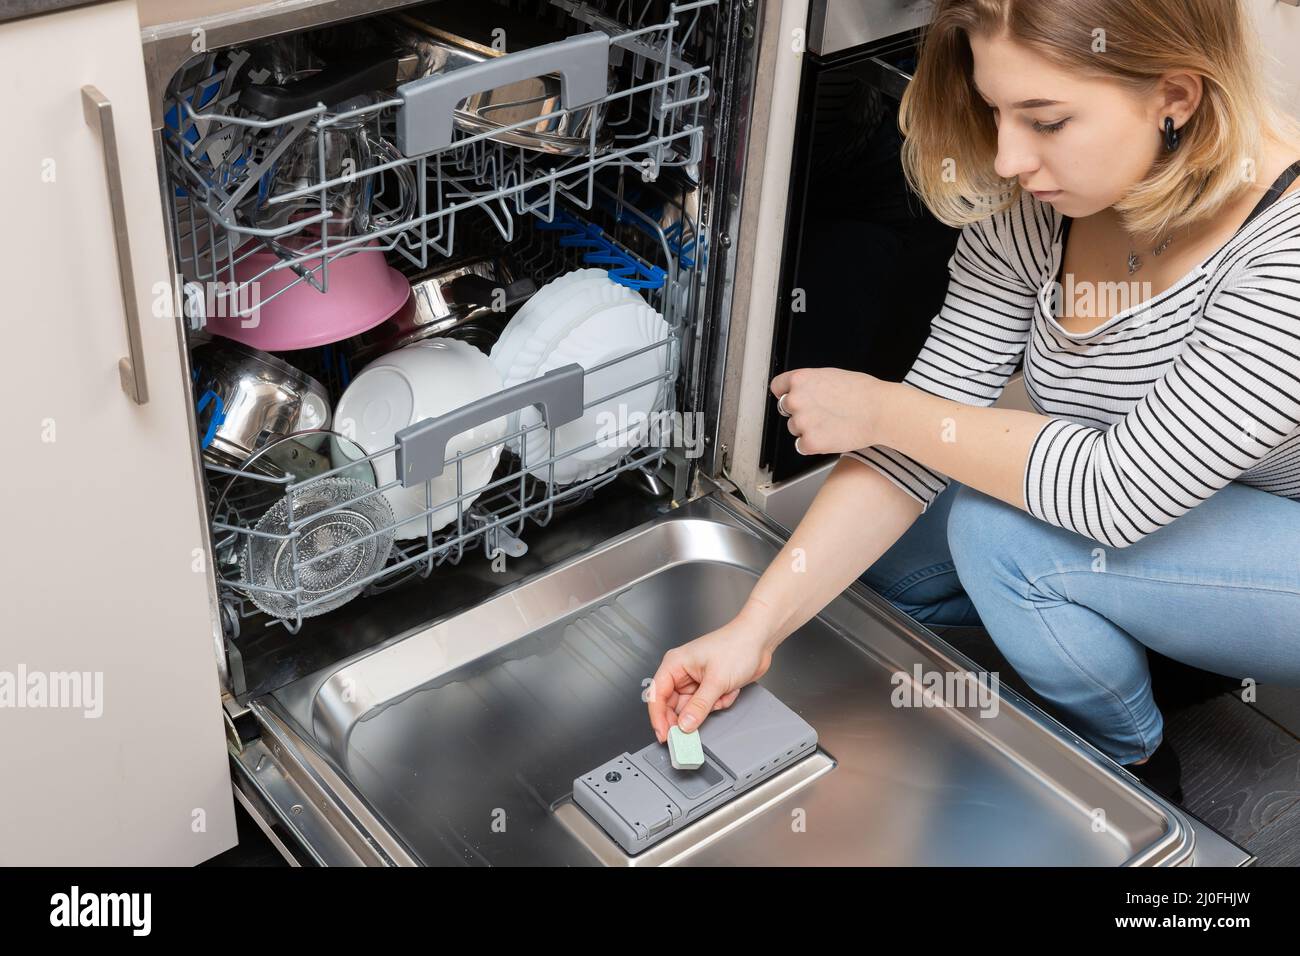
[108,0,1245,866]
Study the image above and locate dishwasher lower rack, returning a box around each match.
[203,174,702,635]
[208,419,679,634]
[160,0,717,321]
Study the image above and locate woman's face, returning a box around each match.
[967,30,1198,217]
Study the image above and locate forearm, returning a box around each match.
[740,455,923,652]
[875,380,1052,512]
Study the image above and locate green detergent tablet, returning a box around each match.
[668,724,705,770]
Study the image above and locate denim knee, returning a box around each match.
[945,483,1022,582]
[946,484,1098,598]
[942,484,1165,761]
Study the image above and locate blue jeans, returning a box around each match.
[861,480,1300,764]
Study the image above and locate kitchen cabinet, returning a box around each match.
[0,0,236,865]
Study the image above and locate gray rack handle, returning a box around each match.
[394,31,611,156]
[395,363,585,487]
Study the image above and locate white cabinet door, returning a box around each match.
[1251,0,1300,111]
[0,0,236,864]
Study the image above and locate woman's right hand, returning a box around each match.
[646,609,777,743]
[641,454,925,746]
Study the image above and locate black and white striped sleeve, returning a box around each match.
[841,196,1041,511]
[1024,231,1300,548]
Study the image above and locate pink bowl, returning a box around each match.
[207,241,411,351]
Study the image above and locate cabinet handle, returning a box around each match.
[82,85,149,405]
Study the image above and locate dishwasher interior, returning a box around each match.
[158,0,729,691]
[150,0,1223,866]
[251,492,1197,866]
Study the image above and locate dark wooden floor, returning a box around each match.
[933,625,1300,867]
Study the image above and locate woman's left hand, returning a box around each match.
[769,367,886,455]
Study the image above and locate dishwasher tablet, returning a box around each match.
[668,725,705,770]
[572,684,818,854]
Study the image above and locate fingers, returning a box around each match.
[646,661,683,743]
[772,368,817,401]
[771,372,805,439]
[649,648,707,742]
[649,647,746,746]
[677,675,727,733]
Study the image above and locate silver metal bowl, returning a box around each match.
[349,253,533,364]
[192,338,331,468]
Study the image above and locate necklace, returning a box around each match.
[1127,174,1211,275]
[1127,233,1175,275]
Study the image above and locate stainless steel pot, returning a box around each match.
[349,254,535,363]
[192,338,331,467]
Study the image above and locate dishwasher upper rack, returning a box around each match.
[161,0,717,323]
[204,181,701,635]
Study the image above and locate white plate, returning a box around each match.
[516,298,670,486]
[504,280,644,386]
[489,268,609,382]
[491,271,632,388]
[501,279,643,444]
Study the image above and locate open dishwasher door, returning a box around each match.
[236,481,1231,866]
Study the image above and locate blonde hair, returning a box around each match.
[900,0,1300,241]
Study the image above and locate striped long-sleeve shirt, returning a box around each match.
[842,184,1300,549]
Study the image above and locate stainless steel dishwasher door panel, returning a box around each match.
[264,493,1193,866]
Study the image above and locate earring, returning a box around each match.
[1163,116,1181,152]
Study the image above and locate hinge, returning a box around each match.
[223,694,259,753]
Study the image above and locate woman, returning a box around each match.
[647,0,1300,802]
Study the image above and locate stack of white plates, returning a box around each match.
[489,270,671,487]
